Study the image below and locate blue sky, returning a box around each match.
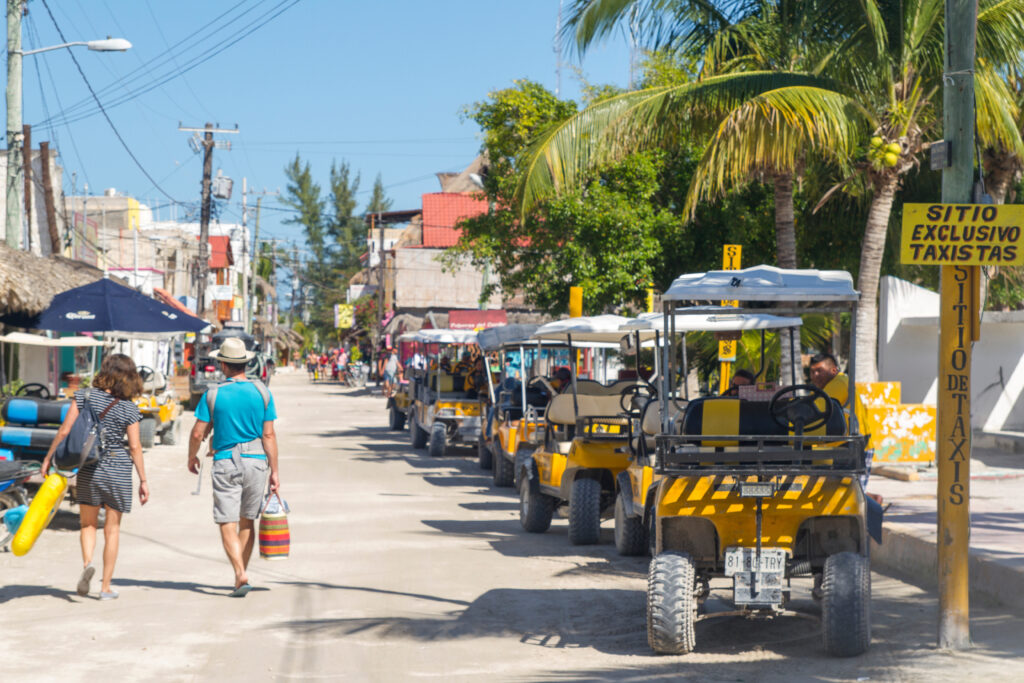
[17,0,632,251]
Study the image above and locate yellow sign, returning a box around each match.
[718,339,737,362]
[335,303,354,329]
[721,244,742,307]
[569,286,583,318]
[901,203,1024,265]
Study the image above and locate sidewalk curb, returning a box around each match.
[872,523,1024,612]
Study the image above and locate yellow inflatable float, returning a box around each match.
[11,472,67,556]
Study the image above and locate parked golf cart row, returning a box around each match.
[385,265,875,658]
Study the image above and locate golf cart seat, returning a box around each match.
[545,393,628,452]
[631,399,683,456]
[1,396,70,426]
[142,371,167,394]
[681,396,845,447]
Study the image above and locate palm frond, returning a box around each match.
[514,71,840,218]
[978,0,1024,71]
[975,65,1024,157]
[683,86,874,216]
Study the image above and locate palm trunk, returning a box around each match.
[855,175,899,383]
[773,173,801,384]
[983,150,1021,205]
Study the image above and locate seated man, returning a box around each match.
[808,352,848,406]
[464,357,488,399]
[553,367,573,394]
[453,351,474,377]
[722,369,755,397]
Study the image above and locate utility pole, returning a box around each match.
[290,243,299,327]
[936,0,978,651]
[178,122,238,318]
[241,176,247,329]
[245,190,276,333]
[6,0,23,247]
[21,122,30,250]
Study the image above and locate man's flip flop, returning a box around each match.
[229,583,252,598]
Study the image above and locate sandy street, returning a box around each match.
[2,371,1023,682]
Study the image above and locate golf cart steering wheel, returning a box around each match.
[620,383,656,415]
[136,366,156,383]
[769,384,833,434]
[16,383,51,399]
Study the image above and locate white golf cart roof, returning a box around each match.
[533,315,657,346]
[663,265,859,303]
[622,307,802,333]
[0,332,106,347]
[402,328,478,345]
[476,324,540,352]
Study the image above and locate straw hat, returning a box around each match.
[213,337,255,363]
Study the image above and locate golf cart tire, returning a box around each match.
[139,418,157,449]
[519,476,554,533]
[477,438,493,470]
[822,552,871,657]
[428,422,446,458]
[410,413,427,449]
[492,447,515,488]
[389,405,406,431]
[614,491,647,556]
[161,419,182,446]
[568,477,602,545]
[647,551,697,655]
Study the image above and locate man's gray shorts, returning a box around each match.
[212,457,268,523]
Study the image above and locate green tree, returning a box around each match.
[525,0,1024,381]
[365,173,393,214]
[327,160,363,277]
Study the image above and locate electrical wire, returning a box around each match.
[35,0,300,129]
[39,0,183,205]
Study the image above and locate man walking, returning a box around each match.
[188,337,279,597]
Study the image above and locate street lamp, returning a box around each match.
[5,16,131,249]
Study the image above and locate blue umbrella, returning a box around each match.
[1,278,208,333]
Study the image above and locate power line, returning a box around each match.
[39,0,182,205]
[35,0,300,129]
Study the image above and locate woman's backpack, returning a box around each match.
[53,390,119,471]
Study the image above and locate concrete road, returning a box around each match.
[3,372,1023,681]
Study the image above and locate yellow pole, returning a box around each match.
[936,264,976,648]
[569,286,583,318]
[719,245,741,394]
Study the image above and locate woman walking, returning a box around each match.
[40,354,149,600]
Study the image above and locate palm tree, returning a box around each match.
[521,0,1024,381]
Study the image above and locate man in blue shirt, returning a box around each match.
[188,337,279,597]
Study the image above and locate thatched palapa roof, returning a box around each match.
[0,243,106,317]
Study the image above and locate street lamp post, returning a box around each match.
[5,1,129,249]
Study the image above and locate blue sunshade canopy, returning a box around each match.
[3,278,208,333]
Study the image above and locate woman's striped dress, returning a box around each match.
[73,389,142,513]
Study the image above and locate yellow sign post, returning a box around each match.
[902,205,988,648]
[569,286,583,318]
[718,245,742,393]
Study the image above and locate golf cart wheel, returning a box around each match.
[428,423,446,458]
[568,477,602,545]
[519,475,554,533]
[492,446,515,488]
[647,551,697,655]
[139,418,157,449]
[822,552,871,657]
[389,405,406,431]
[0,491,22,550]
[409,413,427,449]
[160,419,183,446]
[614,491,647,556]
[477,437,493,470]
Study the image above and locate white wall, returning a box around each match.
[878,276,1024,431]
[395,248,501,309]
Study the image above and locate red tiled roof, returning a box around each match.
[199,235,234,269]
[421,193,488,248]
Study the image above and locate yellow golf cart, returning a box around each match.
[517,315,658,545]
[645,265,873,657]
[405,329,482,458]
[613,310,805,557]
[476,325,570,487]
[135,365,184,447]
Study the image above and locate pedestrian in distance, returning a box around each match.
[187,337,280,597]
[40,353,149,601]
[381,347,401,398]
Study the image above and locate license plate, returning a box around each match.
[739,481,776,498]
[724,547,787,576]
[733,571,784,606]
